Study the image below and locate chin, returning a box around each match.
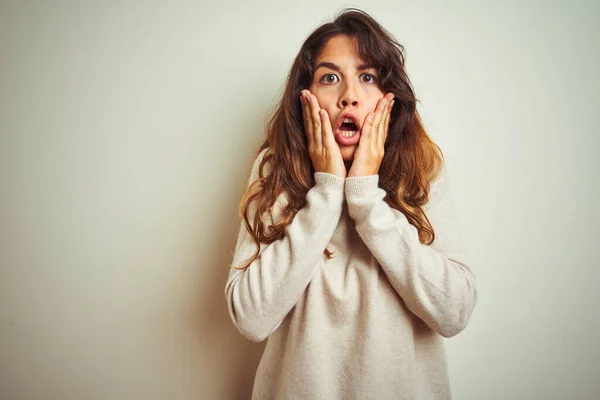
[340,145,357,162]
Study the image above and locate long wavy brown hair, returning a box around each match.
[233,8,444,270]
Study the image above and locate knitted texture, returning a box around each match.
[225,148,477,400]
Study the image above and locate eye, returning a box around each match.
[320,73,339,84]
[360,73,377,83]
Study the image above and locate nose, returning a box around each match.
[338,82,359,108]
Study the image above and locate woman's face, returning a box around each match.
[308,34,385,162]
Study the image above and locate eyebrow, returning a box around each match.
[314,61,376,72]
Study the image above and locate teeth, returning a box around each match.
[343,118,353,123]
[343,131,356,137]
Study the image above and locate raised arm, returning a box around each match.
[345,169,477,338]
[225,149,345,342]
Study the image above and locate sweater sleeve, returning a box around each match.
[344,169,477,338]
[225,150,345,342]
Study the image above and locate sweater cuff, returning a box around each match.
[344,175,380,198]
[314,172,346,192]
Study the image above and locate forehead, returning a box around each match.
[315,35,364,64]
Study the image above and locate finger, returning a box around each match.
[308,93,323,150]
[300,91,315,148]
[319,108,336,149]
[373,96,390,130]
[360,112,375,151]
[379,99,393,149]
[374,93,395,147]
[369,97,389,150]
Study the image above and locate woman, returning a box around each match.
[225,8,477,400]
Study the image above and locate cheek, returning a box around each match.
[312,91,336,110]
[367,96,384,112]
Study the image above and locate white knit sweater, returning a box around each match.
[225,148,477,400]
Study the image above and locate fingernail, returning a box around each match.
[390,100,395,108]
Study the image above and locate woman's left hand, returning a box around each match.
[347,93,395,177]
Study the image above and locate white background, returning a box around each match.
[1,1,598,399]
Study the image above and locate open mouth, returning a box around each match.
[339,118,359,137]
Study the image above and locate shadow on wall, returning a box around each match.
[191,81,277,398]
[197,251,267,398]
[192,152,268,399]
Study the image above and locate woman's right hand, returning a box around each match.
[300,89,347,179]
